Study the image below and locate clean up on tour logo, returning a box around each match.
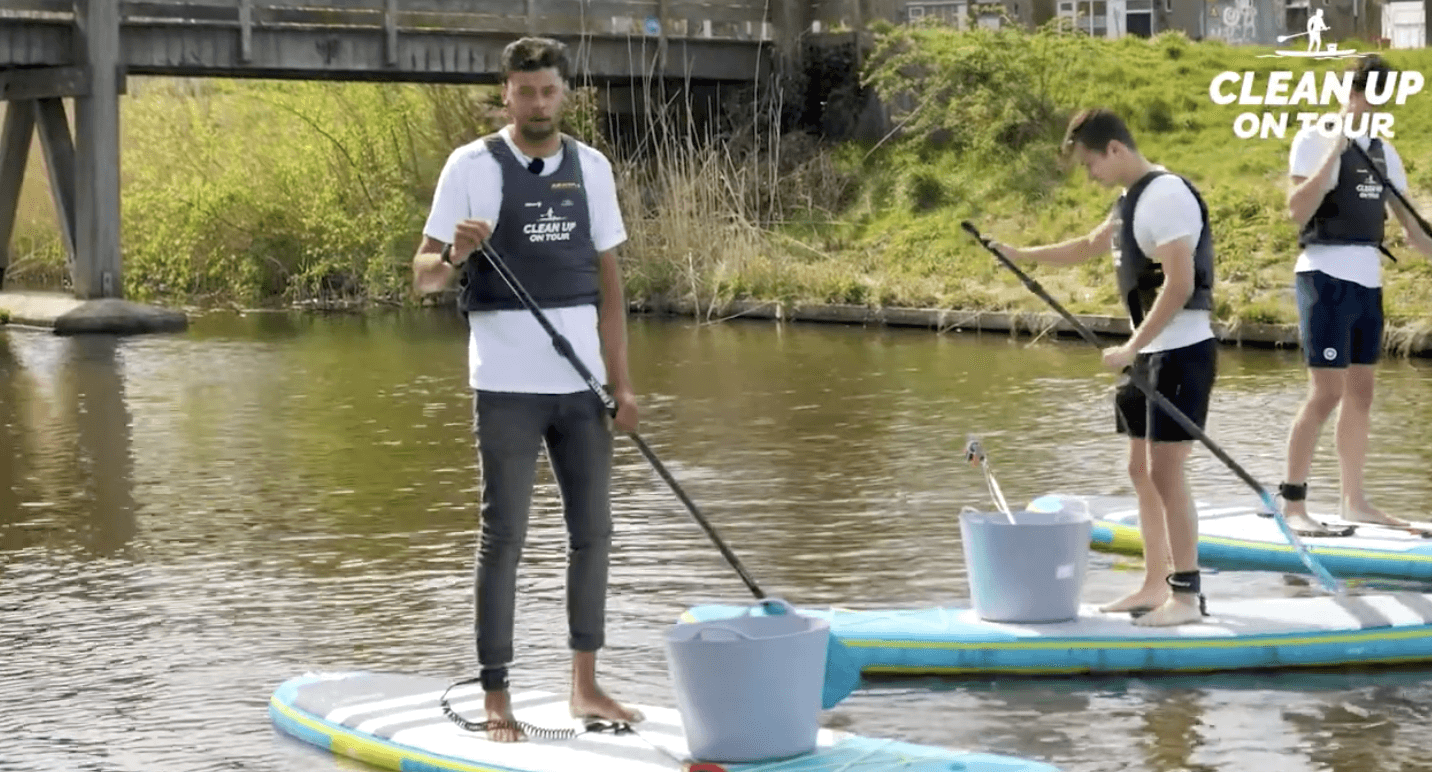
[524,207,576,243]
[1206,9,1424,140]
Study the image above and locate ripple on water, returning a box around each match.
[4,319,1432,772]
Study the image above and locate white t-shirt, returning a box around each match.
[1288,126,1407,289]
[423,126,628,393]
[1118,169,1216,354]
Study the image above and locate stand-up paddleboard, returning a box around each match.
[1259,49,1363,58]
[682,592,1432,676]
[269,671,1063,771]
[1050,492,1432,582]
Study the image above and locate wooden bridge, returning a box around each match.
[0,0,796,307]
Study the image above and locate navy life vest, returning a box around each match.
[1112,171,1215,328]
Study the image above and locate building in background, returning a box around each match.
[1165,0,1383,46]
[893,0,1420,47]
[1381,1,1426,46]
[1054,1,1163,37]
[901,0,1051,29]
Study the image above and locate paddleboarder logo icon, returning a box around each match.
[1207,9,1426,141]
[1268,9,1350,59]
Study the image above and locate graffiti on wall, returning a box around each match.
[1205,0,1277,45]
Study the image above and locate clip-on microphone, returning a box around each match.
[527,158,544,174]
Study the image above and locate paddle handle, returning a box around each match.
[966,437,1015,523]
[961,221,1345,596]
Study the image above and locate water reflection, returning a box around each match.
[2,315,1432,772]
[0,332,21,539]
[0,333,136,557]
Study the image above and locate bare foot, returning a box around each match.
[570,686,644,724]
[1281,502,1345,536]
[483,690,525,743]
[1342,499,1409,528]
[1098,585,1170,614]
[1131,594,1204,627]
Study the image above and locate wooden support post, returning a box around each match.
[0,100,37,281]
[658,0,669,70]
[384,0,398,67]
[238,0,253,63]
[35,98,78,272]
[74,0,124,299]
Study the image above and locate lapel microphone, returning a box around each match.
[527,158,544,174]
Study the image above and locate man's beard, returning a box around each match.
[520,120,556,142]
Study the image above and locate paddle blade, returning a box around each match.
[822,636,862,710]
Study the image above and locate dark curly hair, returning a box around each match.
[1349,54,1392,95]
[500,37,571,83]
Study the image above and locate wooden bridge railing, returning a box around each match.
[1,0,776,76]
[0,0,782,303]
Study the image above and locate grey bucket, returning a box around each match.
[664,598,828,763]
[958,505,1093,623]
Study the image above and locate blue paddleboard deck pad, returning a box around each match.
[683,591,1432,676]
[269,671,1061,771]
[1051,492,1432,582]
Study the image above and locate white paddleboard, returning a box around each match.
[269,671,1062,771]
[685,591,1432,675]
[1045,493,1432,582]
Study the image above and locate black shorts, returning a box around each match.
[1295,270,1383,368]
[1114,337,1218,443]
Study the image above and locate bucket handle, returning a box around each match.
[693,625,753,641]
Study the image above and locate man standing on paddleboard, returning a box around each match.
[1306,9,1330,53]
[1278,54,1432,537]
[990,108,1218,627]
[411,36,643,741]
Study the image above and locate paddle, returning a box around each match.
[1276,31,1310,43]
[464,239,862,709]
[960,220,1347,596]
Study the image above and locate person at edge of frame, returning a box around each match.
[988,107,1219,628]
[410,35,642,742]
[1277,53,1432,537]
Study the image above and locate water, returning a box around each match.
[3,310,1432,772]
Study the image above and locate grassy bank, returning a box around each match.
[689,23,1432,336]
[4,23,1431,344]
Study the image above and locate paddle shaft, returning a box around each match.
[960,221,1345,595]
[466,241,767,601]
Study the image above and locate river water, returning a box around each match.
[3,310,1432,772]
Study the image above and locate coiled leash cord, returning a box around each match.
[439,677,635,740]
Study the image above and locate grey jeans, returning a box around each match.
[471,389,613,690]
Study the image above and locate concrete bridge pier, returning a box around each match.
[72,0,122,302]
[0,0,186,335]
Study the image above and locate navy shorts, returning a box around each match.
[1114,337,1218,443]
[1295,270,1383,368]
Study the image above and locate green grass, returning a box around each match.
[4,23,1430,343]
[731,23,1432,331]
